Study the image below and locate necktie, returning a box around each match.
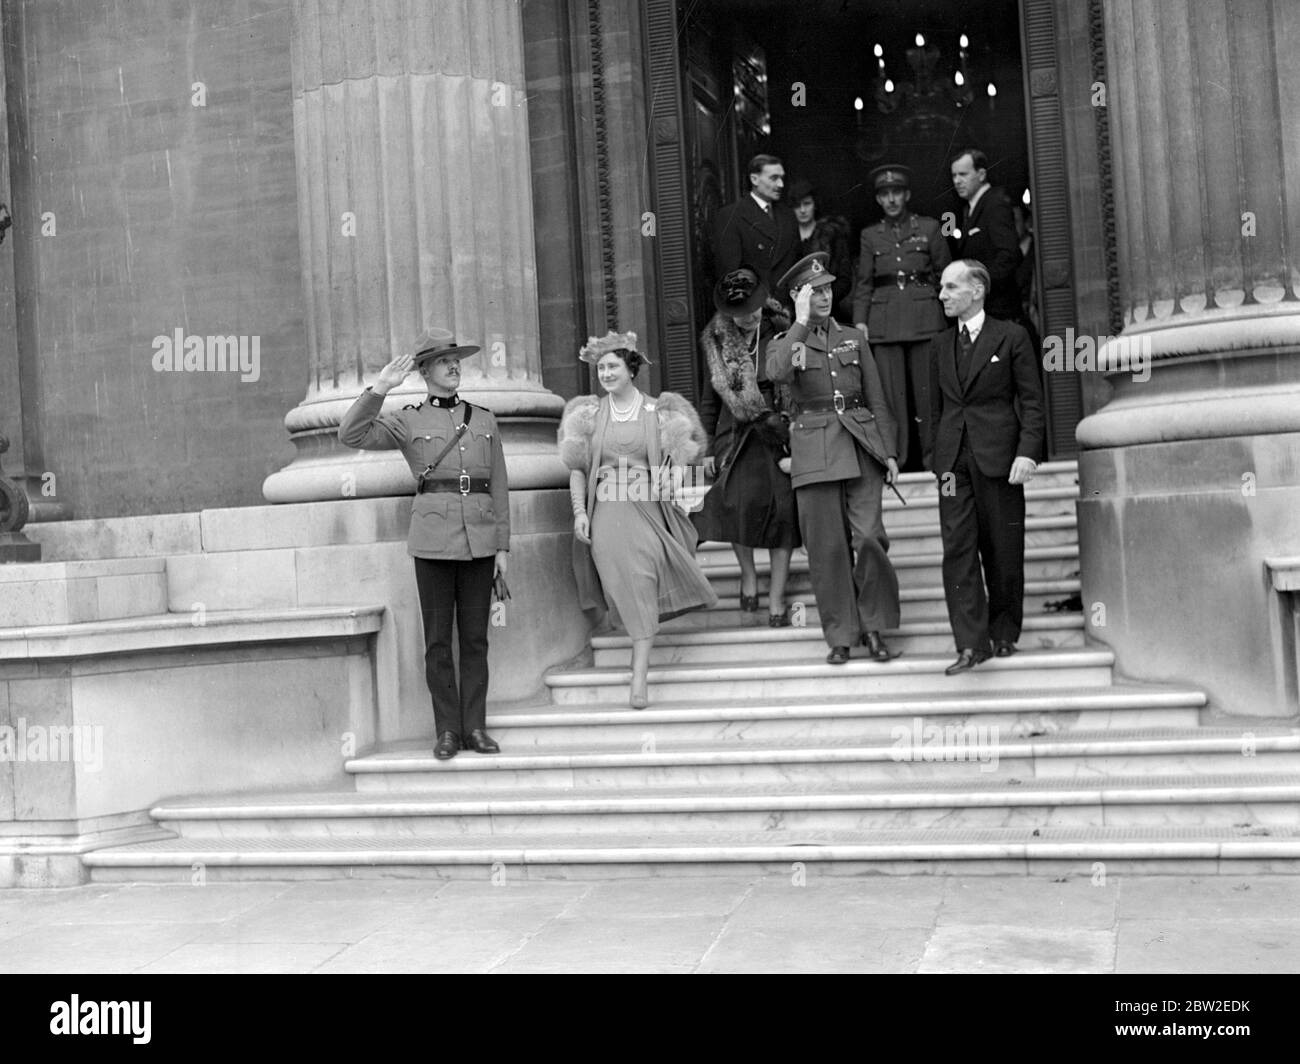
[958,325,974,384]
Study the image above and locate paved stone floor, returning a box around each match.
[1,874,1298,974]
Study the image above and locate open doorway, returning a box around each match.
[669,0,1051,462]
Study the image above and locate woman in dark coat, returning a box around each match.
[693,268,800,626]
[789,178,854,319]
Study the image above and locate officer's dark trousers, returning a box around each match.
[414,556,495,738]
[938,436,1026,654]
[797,450,901,648]
[873,338,936,469]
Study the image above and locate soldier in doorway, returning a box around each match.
[852,164,951,471]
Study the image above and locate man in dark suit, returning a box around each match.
[950,149,1023,322]
[767,253,901,666]
[713,154,801,296]
[927,260,1045,675]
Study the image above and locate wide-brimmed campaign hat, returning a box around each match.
[412,327,480,366]
[578,330,650,364]
[713,268,769,316]
[777,251,835,292]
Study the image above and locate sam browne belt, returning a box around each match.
[418,475,491,495]
[874,270,935,289]
[795,393,866,415]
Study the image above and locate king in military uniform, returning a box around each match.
[852,164,951,470]
[339,329,510,761]
[767,252,902,665]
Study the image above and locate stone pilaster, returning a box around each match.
[1074,0,1300,717]
[263,0,566,503]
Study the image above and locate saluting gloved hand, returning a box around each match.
[793,283,814,325]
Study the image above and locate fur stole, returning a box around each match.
[557,391,707,471]
[558,395,599,471]
[701,298,790,424]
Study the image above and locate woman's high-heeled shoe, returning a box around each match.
[768,606,791,628]
[739,592,760,613]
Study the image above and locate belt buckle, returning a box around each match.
[896,271,907,290]
[833,391,846,415]
[458,473,471,495]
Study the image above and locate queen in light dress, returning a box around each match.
[559,331,717,708]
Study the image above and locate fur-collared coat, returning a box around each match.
[698,299,791,463]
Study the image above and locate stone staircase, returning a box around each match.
[83,461,1300,881]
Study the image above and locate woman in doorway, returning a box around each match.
[693,268,799,626]
[560,331,717,709]
[789,178,853,317]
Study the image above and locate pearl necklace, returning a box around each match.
[609,390,642,422]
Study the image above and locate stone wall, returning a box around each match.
[4,0,303,519]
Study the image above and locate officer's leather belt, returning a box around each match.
[874,271,935,287]
[418,475,491,495]
[796,394,867,415]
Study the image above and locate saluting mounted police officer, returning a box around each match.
[767,252,902,666]
[339,329,510,761]
[852,164,951,471]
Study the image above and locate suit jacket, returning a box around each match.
[953,186,1023,320]
[339,389,510,560]
[766,317,896,490]
[713,195,800,295]
[927,316,1045,478]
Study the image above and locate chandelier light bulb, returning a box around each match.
[960,33,969,49]
[854,96,864,111]
[915,33,925,47]
[885,78,895,93]
[987,82,998,97]
[874,43,883,58]
[954,71,965,87]
[1023,188,1032,205]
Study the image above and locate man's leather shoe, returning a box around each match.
[433,732,460,760]
[827,645,850,665]
[862,631,899,662]
[995,641,1017,657]
[464,729,500,754]
[945,648,991,676]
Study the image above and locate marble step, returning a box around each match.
[82,824,1300,882]
[696,514,1079,563]
[484,684,1207,749]
[545,647,1114,704]
[346,727,1300,793]
[701,546,1080,596]
[658,592,1085,633]
[592,613,1085,666]
[144,774,1300,839]
[882,485,1079,527]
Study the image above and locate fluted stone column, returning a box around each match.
[1075,0,1300,717]
[263,0,566,502]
